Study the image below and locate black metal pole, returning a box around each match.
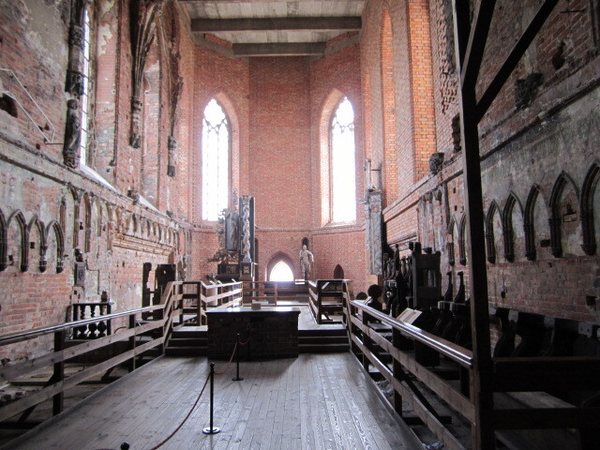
[232,333,244,381]
[202,362,220,435]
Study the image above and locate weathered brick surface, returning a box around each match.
[1,0,600,365]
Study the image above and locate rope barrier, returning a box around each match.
[148,331,247,448]
[214,341,238,375]
[148,371,210,450]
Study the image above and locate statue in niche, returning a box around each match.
[167,135,177,177]
[64,99,81,168]
[299,244,314,281]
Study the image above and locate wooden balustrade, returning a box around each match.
[242,281,309,305]
[69,302,113,339]
[0,281,188,425]
[308,279,351,324]
[177,280,242,325]
[346,300,600,450]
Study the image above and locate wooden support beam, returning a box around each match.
[452,1,495,448]
[459,0,497,91]
[191,16,361,33]
[232,42,326,57]
[476,0,560,121]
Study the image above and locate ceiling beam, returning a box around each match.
[232,42,326,57]
[191,17,361,33]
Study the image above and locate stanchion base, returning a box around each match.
[232,376,244,381]
[203,427,221,435]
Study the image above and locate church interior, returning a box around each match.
[1,0,600,449]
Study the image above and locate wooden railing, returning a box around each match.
[346,300,600,450]
[69,302,113,339]
[0,279,243,426]
[308,279,351,324]
[179,280,243,325]
[242,281,309,305]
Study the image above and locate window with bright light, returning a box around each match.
[331,97,356,223]
[79,7,92,166]
[269,260,294,281]
[202,99,230,221]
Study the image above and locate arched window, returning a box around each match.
[79,4,93,166]
[330,97,356,223]
[269,260,294,282]
[202,99,230,221]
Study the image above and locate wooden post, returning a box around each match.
[451,1,560,447]
[128,314,137,372]
[52,329,66,416]
[392,328,403,417]
[452,2,496,448]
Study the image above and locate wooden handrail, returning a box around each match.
[350,301,473,368]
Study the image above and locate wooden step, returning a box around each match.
[298,328,349,353]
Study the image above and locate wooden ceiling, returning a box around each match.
[177,0,365,57]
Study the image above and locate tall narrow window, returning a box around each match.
[79,6,92,166]
[202,99,230,221]
[331,97,356,223]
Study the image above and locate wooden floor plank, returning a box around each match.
[3,354,423,450]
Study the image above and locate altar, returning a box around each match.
[206,306,301,360]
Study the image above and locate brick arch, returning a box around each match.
[46,220,65,273]
[549,171,580,258]
[446,215,457,266]
[266,252,296,281]
[581,162,600,255]
[458,213,467,266]
[485,201,502,264]
[7,210,28,272]
[28,216,46,273]
[502,192,524,263]
[333,264,345,279]
[524,185,543,261]
[0,208,6,271]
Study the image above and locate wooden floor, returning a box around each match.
[4,353,422,450]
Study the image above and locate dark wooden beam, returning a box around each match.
[475,0,560,121]
[452,1,495,448]
[232,42,326,57]
[460,0,497,91]
[191,16,361,33]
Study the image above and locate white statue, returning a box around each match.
[299,245,314,281]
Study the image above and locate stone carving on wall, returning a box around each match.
[241,196,251,263]
[65,0,87,98]
[365,189,383,275]
[160,2,183,176]
[130,0,165,148]
[167,135,177,177]
[63,0,87,167]
[515,72,543,110]
[429,152,444,175]
[63,99,81,168]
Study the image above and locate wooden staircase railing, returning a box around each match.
[308,279,352,324]
[346,300,600,450]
